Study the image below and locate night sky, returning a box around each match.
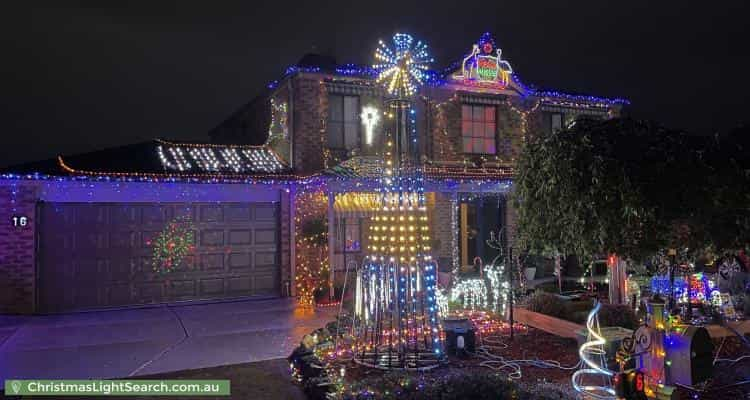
[2,1,748,167]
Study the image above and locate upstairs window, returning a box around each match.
[328,95,360,150]
[550,112,564,133]
[462,105,496,154]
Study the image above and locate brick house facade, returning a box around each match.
[0,33,625,313]
[209,37,625,289]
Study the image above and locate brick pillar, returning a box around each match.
[0,182,38,314]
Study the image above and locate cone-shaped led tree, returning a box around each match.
[353,33,444,370]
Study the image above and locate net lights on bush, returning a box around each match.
[373,33,433,97]
[650,273,720,305]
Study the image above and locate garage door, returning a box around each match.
[38,202,280,313]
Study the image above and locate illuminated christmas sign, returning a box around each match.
[455,33,513,88]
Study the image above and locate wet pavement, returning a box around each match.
[0,298,336,388]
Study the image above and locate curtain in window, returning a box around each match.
[327,95,360,150]
[461,105,497,154]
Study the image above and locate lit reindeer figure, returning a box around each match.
[449,229,509,315]
[484,230,509,315]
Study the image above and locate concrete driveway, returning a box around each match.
[0,298,336,388]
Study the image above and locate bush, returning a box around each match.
[597,304,638,330]
[525,292,637,329]
[342,370,575,400]
[526,290,567,319]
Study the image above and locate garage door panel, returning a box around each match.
[109,258,135,281]
[254,275,277,295]
[200,253,225,271]
[199,205,223,222]
[199,278,225,295]
[135,282,164,302]
[77,205,109,225]
[111,205,140,225]
[200,230,225,247]
[254,229,277,244]
[225,205,252,222]
[227,276,252,294]
[255,252,277,268]
[107,284,133,306]
[254,204,277,220]
[142,231,159,248]
[183,255,196,271]
[228,230,251,245]
[170,280,197,298]
[173,206,195,220]
[228,253,252,269]
[76,232,108,251]
[111,231,139,249]
[142,205,169,224]
[39,202,280,312]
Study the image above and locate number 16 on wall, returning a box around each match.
[12,216,28,227]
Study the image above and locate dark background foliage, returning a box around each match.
[514,118,750,263]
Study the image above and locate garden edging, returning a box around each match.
[513,307,584,339]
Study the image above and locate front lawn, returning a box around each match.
[134,359,303,400]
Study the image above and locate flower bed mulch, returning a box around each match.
[291,314,750,400]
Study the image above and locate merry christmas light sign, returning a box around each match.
[454,32,514,88]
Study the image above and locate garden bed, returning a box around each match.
[513,307,583,338]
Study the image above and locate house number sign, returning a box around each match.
[11,216,28,227]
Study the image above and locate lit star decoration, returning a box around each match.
[149,216,195,274]
[373,33,433,97]
[360,105,381,145]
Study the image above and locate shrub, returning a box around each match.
[526,290,567,319]
[342,370,575,400]
[597,304,638,329]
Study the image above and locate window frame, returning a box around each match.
[335,217,362,254]
[461,104,497,155]
[550,112,564,133]
[327,94,361,151]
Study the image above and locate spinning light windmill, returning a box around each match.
[373,33,433,98]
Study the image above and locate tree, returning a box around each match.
[513,117,727,264]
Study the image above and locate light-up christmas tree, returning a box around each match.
[572,301,616,399]
[353,33,444,370]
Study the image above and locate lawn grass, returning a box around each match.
[134,358,304,400]
[1,358,304,400]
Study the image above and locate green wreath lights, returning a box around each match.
[149,216,195,274]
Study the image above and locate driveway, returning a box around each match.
[0,298,336,388]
